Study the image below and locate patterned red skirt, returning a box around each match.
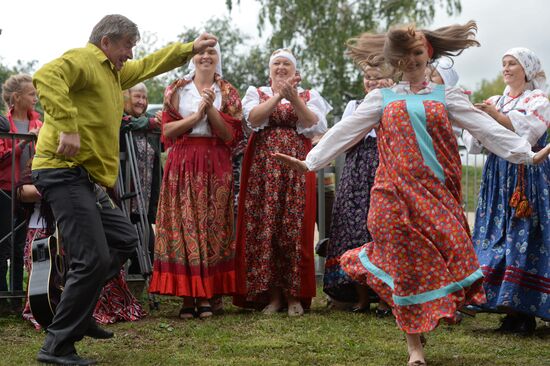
[149,137,236,298]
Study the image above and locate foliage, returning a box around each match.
[470,74,506,104]
[175,17,270,96]
[227,0,462,118]
[133,18,270,104]
[1,294,549,365]
[133,32,172,104]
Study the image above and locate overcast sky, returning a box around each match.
[1,0,548,91]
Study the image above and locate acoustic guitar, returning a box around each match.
[28,233,66,328]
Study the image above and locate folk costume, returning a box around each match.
[465,48,550,320]
[149,46,243,299]
[306,81,538,333]
[323,100,379,303]
[233,57,331,308]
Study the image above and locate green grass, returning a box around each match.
[1,291,549,366]
[461,165,484,213]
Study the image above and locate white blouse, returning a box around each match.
[305,81,537,171]
[462,89,550,154]
[242,86,332,138]
[177,81,222,137]
[341,99,376,138]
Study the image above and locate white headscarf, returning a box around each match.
[185,42,223,79]
[503,47,547,91]
[434,58,459,87]
[269,49,297,69]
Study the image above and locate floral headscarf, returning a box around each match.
[503,47,547,91]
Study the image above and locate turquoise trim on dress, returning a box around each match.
[358,248,484,306]
[380,85,447,182]
[359,247,395,289]
[393,269,484,306]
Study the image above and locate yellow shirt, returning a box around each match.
[32,41,194,187]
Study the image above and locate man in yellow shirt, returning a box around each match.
[31,14,216,365]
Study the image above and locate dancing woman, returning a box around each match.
[274,22,550,365]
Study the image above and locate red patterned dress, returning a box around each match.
[148,77,243,299]
[233,88,320,308]
[338,84,486,333]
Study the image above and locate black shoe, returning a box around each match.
[497,314,520,333]
[85,322,114,339]
[516,315,537,334]
[351,306,370,313]
[375,308,392,318]
[37,348,97,365]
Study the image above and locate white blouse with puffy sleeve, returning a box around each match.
[241,86,332,138]
[462,89,550,153]
[305,82,536,171]
[177,81,222,137]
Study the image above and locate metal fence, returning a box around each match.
[1,130,488,299]
[313,138,489,279]
[0,132,36,301]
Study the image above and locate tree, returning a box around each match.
[227,0,462,118]
[134,18,270,104]
[133,32,172,104]
[470,74,505,104]
[175,17,270,96]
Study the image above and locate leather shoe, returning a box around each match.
[37,348,97,365]
[85,322,114,339]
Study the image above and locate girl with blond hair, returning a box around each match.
[275,22,550,365]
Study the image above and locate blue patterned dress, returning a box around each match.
[472,90,550,320]
[323,100,379,302]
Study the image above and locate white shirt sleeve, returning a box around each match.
[242,86,268,131]
[446,87,535,165]
[305,89,383,171]
[296,89,332,138]
[461,129,485,154]
[508,90,550,145]
[340,100,357,120]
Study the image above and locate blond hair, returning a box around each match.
[347,21,479,71]
[1,73,33,108]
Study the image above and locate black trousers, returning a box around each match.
[32,167,137,356]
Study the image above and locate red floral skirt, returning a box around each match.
[233,128,316,308]
[149,137,236,298]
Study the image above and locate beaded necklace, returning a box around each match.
[496,91,524,112]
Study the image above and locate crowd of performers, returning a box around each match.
[0,14,549,366]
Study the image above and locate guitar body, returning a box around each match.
[28,235,65,328]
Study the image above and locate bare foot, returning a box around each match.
[288,302,304,317]
[405,333,426,366]
[262,303,282,315]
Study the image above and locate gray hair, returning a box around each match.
[128,82,148,95]
[89,14,140,46]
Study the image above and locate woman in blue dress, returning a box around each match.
[465,47,550,333]
[323,64,393,314]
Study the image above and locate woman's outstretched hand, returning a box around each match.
[272,153,309,172]
[533,144,550,164]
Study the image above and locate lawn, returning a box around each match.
[1,291,549,366]
[461,165,484,214]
